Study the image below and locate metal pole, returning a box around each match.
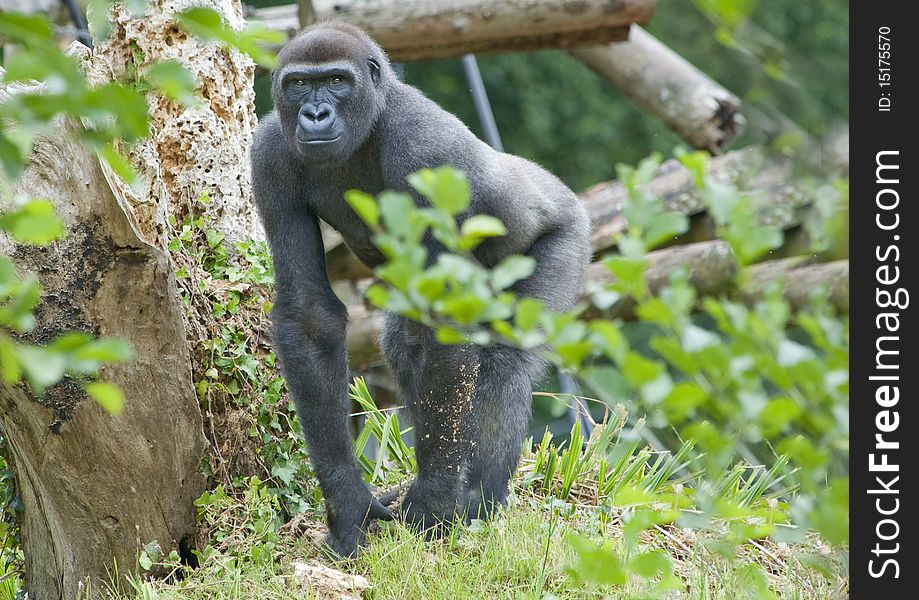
[62,0,93,49]
[461,54,503,152]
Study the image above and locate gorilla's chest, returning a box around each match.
[308,173,387,269]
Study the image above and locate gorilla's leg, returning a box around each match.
[463,223,589,520]
[380,316,482,533]
[461,346,544,521]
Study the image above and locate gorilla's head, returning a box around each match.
[271,22,394,164]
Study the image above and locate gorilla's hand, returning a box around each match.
[324,487,394,558]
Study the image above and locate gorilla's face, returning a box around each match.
[288,70,350,145]
[272,29,386,165]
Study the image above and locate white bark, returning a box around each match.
[89,0,261,246]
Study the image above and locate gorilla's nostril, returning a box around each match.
[302,106,333,125]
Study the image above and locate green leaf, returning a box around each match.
[378,191,419,239]
[675,149,709,188]
[365,283,390,308]
[49,332,93,351]
[435,327,467,345]
[86,382,125,415]
[635,298,674,326]
[514,298,544,331]
[586,280,621,310]
[1,47,82,85]
[436,292,488,325]
[0,200,64,245]
[776,338,816,367]
[644,211,689,248]
[86,83,150,141]
[556,341,592,367]
[97,144,138,185]
[629,549,673,578]
[682,325,721,352]
[407,166,471,215]
[726,224,784,266]
[0,11,54,45]
[810,478,849,545]
[233,23,286,68]
[177,7,284,68]
[460,214,507,238]
[589,321,628,364]
[76,338,134,363]
[490,255,536,290]
[145,60,199,106]
[271,463,297,486]
[0,132,27,179]
[0,336,22,384]
[663,382,707,422]
[602,256,648,299]
[176,6,224,36]
[345,190,380,228]
[565,534,627,586]
[621,352,664,387]
[18,346,66,392]
[701,179,739,226]
[87,0,115,40]
[758,396,803,435]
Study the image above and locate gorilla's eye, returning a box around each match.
[294,79,306,87]
[329,76,344,85]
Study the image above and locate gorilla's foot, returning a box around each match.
[400,477,459,539]
[461,486,510,523]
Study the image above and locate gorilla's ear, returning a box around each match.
[368,57,381,83]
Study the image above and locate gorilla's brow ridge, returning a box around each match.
[280,31,369,65]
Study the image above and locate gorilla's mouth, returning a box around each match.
[301,135,342,145]
[296,124,343,146]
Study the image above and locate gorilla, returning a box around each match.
[251,22,591,557]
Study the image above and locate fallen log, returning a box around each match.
[251,0,655,60]
[584,242,849,318]
[571,26,743,154]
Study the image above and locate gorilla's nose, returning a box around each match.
[301,103,333,124]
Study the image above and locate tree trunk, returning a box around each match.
[0,118,206,600]
[0,0,261,596]
[253,0,656,60]
[571,26,743,153]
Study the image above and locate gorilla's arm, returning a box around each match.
[251,115,390,556]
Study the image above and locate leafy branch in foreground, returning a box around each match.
[344,157,848,555]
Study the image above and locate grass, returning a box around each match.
[114,486,846,600]
[89,380,848,599]
[110,465,845,597]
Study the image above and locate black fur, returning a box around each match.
[251,22,591,557]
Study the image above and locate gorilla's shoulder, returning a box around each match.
[251,112,284,165]
[383,84,470,134]
[254,111,282,142]
[377,83,483,170]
